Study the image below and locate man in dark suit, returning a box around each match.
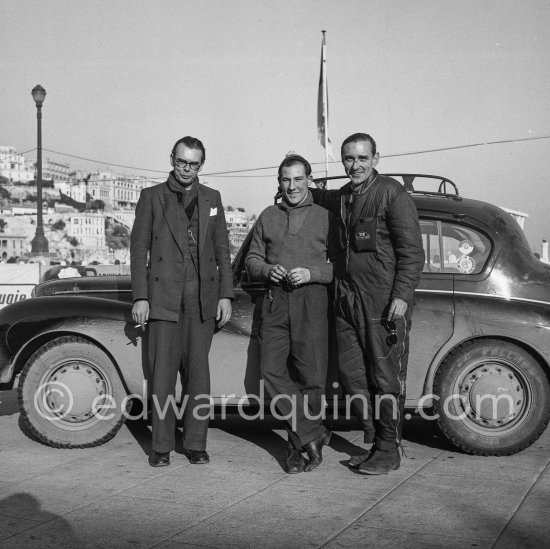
[131,136,233,467]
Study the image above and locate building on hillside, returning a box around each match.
[57,171,88,204]
[87,171,156,211]
[225,207,251,251]
[10,205,48,216]
[0,146,34,183]
[42,159,70,184]
[68,213,106,248]
[0,233,28,260]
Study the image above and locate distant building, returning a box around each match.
[68,213,106,248]
[541,239,549,264]
[87,171,156,211]
[500,206,529,230]
[225,207,251,251]
[57,171,88,204]
[0,233,27,259]
[10,205,47,216]
[0,146,34,183]
[42,159,70,184]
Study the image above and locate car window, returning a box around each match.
[420,219,491,274]
[420,220,440,272]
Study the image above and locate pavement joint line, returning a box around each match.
[156,473,289,547]
[489,456,550,549]
[148,538,220,549]
[0,489,129,544]
[0,459,192,543]
[316,449,445,549]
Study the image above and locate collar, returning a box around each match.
[279,190,313,212]
[348,169,378,195]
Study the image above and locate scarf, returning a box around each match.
[167,172,198,218]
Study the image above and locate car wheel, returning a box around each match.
[18,336,129,448]
[433,339,550,456]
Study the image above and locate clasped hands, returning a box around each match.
[268,264,311,288]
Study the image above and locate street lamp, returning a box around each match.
[31,84,49,253]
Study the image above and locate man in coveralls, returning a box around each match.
[312,133,424,474]
[131,136,233,467]
[245,154,333,473]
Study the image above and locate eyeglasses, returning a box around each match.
[385,319,398,346]
[174,159,201,171]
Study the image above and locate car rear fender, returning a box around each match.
[420,298,550,402]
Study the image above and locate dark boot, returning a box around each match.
[347,444,374,468]
[357,445,400,475]
[285,445,305,474]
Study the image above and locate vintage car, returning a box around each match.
[0,175,549,456]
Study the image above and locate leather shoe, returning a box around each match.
[286,447,305,474]
[148,451,170,467]
[184,449,210,464]
[303,430,331,472]
[357,445,400,475]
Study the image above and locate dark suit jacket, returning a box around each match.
[130,180,234,321]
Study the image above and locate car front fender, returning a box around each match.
[0,296,147,393]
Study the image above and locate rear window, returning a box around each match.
[421,220,491,275]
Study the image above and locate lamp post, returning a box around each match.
[31,84,49,253]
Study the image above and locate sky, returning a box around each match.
[1,0,549,250]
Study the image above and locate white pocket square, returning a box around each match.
[209,207,218,216]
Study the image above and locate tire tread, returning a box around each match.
[17,335,127,449]
[433,338,550,456]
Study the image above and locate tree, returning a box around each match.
[112,224,129,237]
[68,236,79,247]
[89,199,105,211]
[226,205,234,211]
[0,185,10,200]
[0,219,7,232]
[52,219,66,231]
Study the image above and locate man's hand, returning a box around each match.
[216,298,232,327]
[387,298,408,321]
[132,300,149,331]
[268,264,288,283]
[286,267,311,287]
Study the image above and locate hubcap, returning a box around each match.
[454,359,530,433]
[36,358,113,430]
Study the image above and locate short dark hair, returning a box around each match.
[277,154,312,180]
[171,136,206,164]
[341,133,377,157]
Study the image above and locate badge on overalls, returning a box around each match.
[352,218,377,252]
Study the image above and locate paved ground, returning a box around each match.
[0,387,549,549]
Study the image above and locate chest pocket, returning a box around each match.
[351,217,377,252]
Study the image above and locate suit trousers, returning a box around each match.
[148,275,215,453]
[259,284,328,449]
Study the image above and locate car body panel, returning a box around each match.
[1,185,549,412]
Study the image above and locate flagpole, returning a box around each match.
[322,30,329,182]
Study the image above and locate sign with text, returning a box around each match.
[0,284,34,308]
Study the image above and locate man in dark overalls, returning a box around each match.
[246,154,333,473]
[312,133,424,474]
